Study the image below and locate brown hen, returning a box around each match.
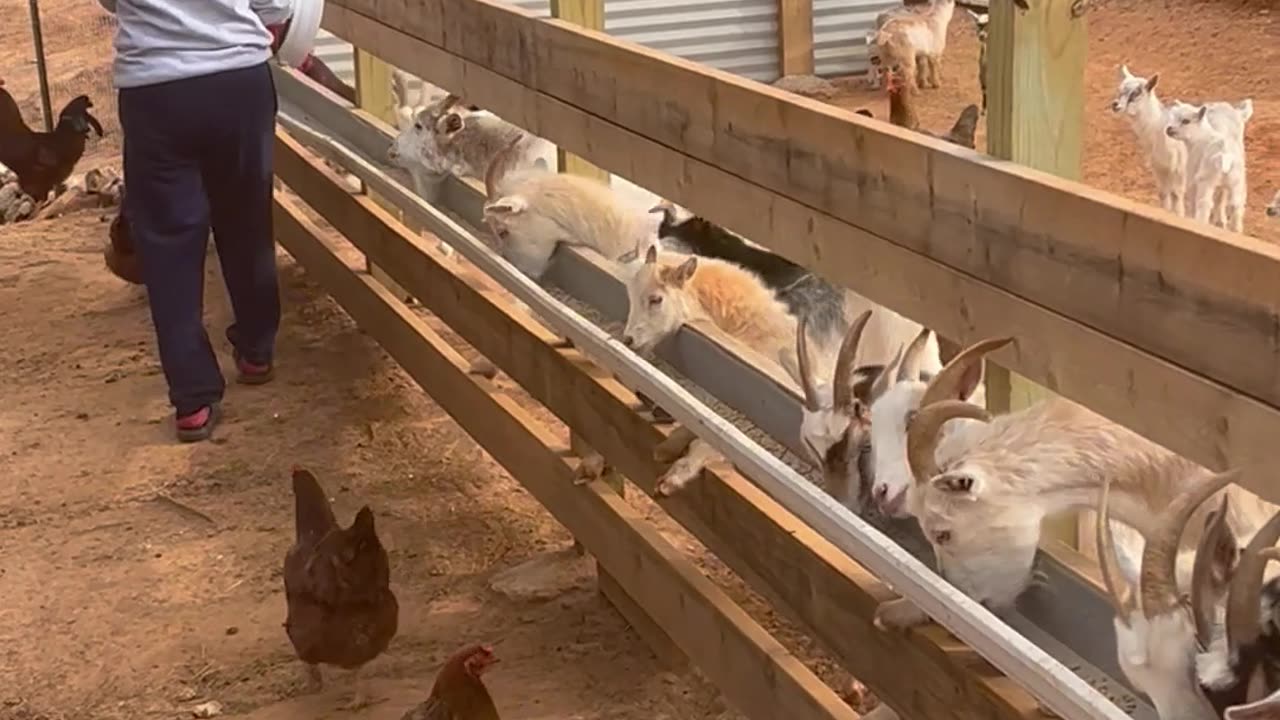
[400,644,502,720]
[886,64,980,150]
[283,467,399,709]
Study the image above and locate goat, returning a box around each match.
[967,10,989,114]
[796,310,942,512]
[1112,65,1188,216]
[0,91,104,203]
[1097,468,1280,720]
[1166,101,1250,233]
[1267,190,1280,219]
[482,140,650,280]
[865,2,933,90]
[872,337,1277,631]
[885,64,979,149]
[874,0,957,90]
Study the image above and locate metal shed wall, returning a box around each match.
[604,0,779,82]
[813,0,898,78]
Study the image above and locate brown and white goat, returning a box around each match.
[873,337,1277,631]
[873,0,957,90]
[1097,468,1280,720]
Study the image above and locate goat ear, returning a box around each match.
[483,196,527,215]
[1225,689,1280,720]
[851,364,885,405]
[1198,105,1209,121]
[644,244,658,265]
[932,472,980,496]
[1145,73,1159,91]
[669,256,697,286]
[1119,64,1132,80]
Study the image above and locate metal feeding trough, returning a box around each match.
[274,0,325,68]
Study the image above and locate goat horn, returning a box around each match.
[832,310,874,414]
[440,94,462,112]
[905,399,990,483]
[1226,504,1280,658]
[896,327,933,383]
[868,341,904,402]
[1097,477,1134,628]
[1140,469,1241,620]
[919,336,1014,408]
[796,313,821,412]
[1191,494,1234,650]
[484,134,524,200]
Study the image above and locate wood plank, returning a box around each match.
[548,1,610,182]
[777,0,814,76]
[272,190,858,720]
[985,0,1088,550]
[272,130,1047,720]
[315,3,1280,507]
[322,0,1280,426]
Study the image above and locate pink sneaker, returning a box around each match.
[234,350,275,385]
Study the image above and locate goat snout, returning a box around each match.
[1110,100,1122,112]
[386,146,399,161]
[1267,205,1279,218]
[1164,126,1177,138]
[622,335,635,348]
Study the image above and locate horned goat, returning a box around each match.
[1097,469,1280,720]
[482,140,652,280]
[871,337,1277,631]
[874,0,957,90]
[1112,65,1188,216]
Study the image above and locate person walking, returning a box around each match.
[98,0,292,441]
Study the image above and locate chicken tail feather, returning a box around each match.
[292,466,338,545]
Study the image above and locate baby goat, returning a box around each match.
[874,0,957,90]
[1097,470,1280,720]
[1112,65,1187,216]
[872,337,1277,631]
[1166,100,1251,233]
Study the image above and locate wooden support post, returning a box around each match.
[777,0,814,77]
[354,48,414,303]
[550,0,683,669]
[549,0,611,182]
[985,0,1088,552]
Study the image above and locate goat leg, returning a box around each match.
[573,451,609,486]
[654,438,721,497]
[873,597,930,630]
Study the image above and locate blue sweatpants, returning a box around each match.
[119,62,280,417]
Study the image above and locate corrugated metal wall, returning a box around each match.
[814,0,898,77]
[605,0,779,82]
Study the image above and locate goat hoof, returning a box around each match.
[574,453,608,486]
[653,426,698,464]
[873,598,929,631]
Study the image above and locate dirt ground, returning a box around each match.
[1,1,1278,719]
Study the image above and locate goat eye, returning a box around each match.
[934,530,952,545]
[648,294,663,306]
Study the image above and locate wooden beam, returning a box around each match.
[272,129,1048,720]
[272,190,858,720]
[777,0,814,76]
[354,48,413,303]
[985,0,1087,549]
[317,4,1280,509]
[321,0,1280,428]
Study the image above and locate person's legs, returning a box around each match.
[201,62,281,384]
[119,81,224,440]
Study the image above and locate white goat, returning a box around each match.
[1112,65,1188,216]
[1096,469,1280,720]
[871,337,1278,631]
[482,142,652,280]
[795,309,943,513]
[874,0,957,90]
[864,2,933,90]
[1166,99,1252,233]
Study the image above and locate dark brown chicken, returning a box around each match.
[400,644,502,720]
[0,90,103,203]
[283,467,398,709]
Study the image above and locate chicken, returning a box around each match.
[0,90,103,203]
[283,467,399,709]
[885,64,980,149]
[400,644,502,720]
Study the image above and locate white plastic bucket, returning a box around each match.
[276,0,325,68]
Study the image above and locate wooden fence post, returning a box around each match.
[777,0,814,77]
[985,0,1088,553]
[354,48,414,303]
[551,0,686,670]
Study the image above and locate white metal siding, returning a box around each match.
[606,0,778,82]
[813,0,898,78]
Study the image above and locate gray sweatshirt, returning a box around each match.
[97,0,295,88]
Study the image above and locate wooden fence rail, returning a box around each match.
[320,0,1280,507]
